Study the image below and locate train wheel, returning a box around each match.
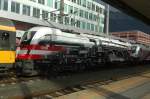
[21,60,38,76]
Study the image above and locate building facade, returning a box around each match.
[0,0,105,37]
[111,31,150,46]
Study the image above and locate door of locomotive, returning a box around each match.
[0,18,16,63]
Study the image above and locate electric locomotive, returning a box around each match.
[0,18,16,75]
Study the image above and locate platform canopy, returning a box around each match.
[102,0,150,25]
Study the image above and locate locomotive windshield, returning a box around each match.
[21,31,36,44]
[131,45,137,53]
[0,31,10,50]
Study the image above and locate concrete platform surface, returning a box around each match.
[54,73,150,99]
[0,66,149,99]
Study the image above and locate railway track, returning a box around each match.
[0,71,40,87]
[32,68,150,99]
[0,64,149,99]
[2,64,147,99]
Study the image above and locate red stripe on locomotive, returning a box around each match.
[17,54,42,60]
[20,44,65,51]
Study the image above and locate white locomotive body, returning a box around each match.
[16,27,150,75]
[130,44,150,61]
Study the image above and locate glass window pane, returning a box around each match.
[38,0,45,5]
[64,4,67,13]
[33,8,40,18]
[87,23,90,30]
[3,0,8,11]
[0,0,2,10]
[47,0,53,8]
[42,10,48,20]
[68,5,73,14]
[74,7,78,16]
[64,17,69,25]
[16,3,20,13]
[11,1,20,13]
[79,10,83,17]
[23,5,30,16]
[11,2,15,12]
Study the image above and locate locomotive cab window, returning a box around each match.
[0,31,10,50]
[38,34,52,45]
[21,31,36,44]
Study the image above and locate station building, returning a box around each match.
[0,0,105,37]
[111,31,150,46]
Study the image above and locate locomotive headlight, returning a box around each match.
[2,32,9,40]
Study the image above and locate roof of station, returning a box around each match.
[102,0,150,25]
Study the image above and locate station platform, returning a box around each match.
[0,65,149,99]
[54,73,150,99]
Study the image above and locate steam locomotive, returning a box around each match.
[16,27,150,75]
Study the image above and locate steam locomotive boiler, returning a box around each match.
[16,27,150,76]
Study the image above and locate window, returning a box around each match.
[99,26,103,32]
[47,0,53,8]
[89,13,92,20]
[81,21,85,29]
[99,7,102,14]
[77,0,81,5]
[39,35,51,45]
[64,17,69,25]
[55,0,60,9]
[23,5,30,16]
[82,22,86,29]
[0,0,8,11]
[79,10,83,17]
[68,5,73,14]
[3,0,8,11]
[71,18,75,26]
[64,4,67,13]
[30,0,36,2]
[93,14,97,21]
[38,0,45,5]
[76,20,80,28]
[50,13,56,22]
[101,17,104,24]
[85,11,88,19]
[82,0,86,7]
[0,0,1,10]
[74,7,78,16]
[101,9,104,14]
[87,1,91,10]
[0,32,10,50]
[95,25,98,32]
[11,1,20,13]
[33,8,40,18]
[42,10,48,20]
[21,31,36,45]
[96,6,99,12]
[92,3,95,11]
[72,0,76,3]
[91,24,94,31]
[87,23,90,30]
[83,11,85,18]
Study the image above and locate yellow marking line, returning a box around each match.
[0,25,16,32]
